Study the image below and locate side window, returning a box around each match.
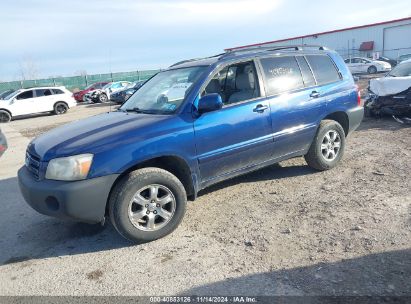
[52,89,64,94]
[16,90,33,100]
[202,61,260,105]
[296,56,316,87]
[259,56,304,95]
[35,89,52,97]
[305,55,341,85]
[344,59,350,64]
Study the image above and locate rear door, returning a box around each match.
[257,55,328,158]
[194,60,274,184]
[34,89,55,112]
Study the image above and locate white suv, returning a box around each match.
[0,86,76,123]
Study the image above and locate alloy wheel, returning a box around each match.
[321,130,341,161]
[128,184,176,231]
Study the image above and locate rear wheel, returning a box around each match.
[0,110,11,123]
[54,102,68,115]
[109,168,187,242]
[367,66,377,74]
[305,120,346,171]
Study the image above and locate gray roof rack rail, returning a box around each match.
[220,45,327,60]
[169,53,225,68]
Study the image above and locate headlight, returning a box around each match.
[46,154,93,181]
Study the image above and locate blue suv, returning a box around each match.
[18,46,363,242]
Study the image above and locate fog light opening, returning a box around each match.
[45,196,59,211]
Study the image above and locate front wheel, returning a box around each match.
[99,93,108,103]
[304,120,346,171]
[0,110,11,123]
[109,168,187,242]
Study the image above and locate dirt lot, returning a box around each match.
[0,96,410,296]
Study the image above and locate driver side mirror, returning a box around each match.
[198,93,223,114]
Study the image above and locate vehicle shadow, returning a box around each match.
[181,249,411,297]
[11,112,53,121]
[0,176,134,266]
[198,162,316,197]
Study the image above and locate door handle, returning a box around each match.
[253,104,269,113]
[310,91,320,98]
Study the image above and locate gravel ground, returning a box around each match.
[0,95,410,296]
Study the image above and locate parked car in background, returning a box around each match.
[110,80,146,104]
[72,82,109,102]
[0,89,15,100]
[370,56,397,68]
[102,81,131,101]
[398,53,411,63]
[344,57,391,74]
[85,89,107,103]
[18,46,363,242]
[0,86,76,123]
[0,128,7,157]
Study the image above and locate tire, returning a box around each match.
[304,120,346,171]
[54,102,68,115]
[109,167,187,242]
[0,110,11,123]
[367,66,377,74]
[99,93,108,103]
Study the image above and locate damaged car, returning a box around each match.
[365,59,411,124]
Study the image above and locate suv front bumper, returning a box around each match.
[18,166,119,223]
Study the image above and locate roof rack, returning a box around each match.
[219,45,327,60]
[169,53,225,68]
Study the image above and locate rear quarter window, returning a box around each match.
[259,56,304,96]
[306,55,341,85]
[52,89,65,94]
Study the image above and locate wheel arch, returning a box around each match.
[106,155,196,215]
[0,108,12,116]
[323,111,349,136]
[54,101,69,108]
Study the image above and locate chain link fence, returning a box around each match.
[0,70,160,93]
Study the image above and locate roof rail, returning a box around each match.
[219,45,327,60]
[169,53,225,68]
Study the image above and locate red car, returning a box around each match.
[73,82,110,102]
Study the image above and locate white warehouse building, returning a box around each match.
[226,17,411,61]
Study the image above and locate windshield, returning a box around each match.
[388,62,411,77]
[3,90,21,100]
[120,66,206,114]
[102,83,111,89]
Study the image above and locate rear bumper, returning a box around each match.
[347,106,364,135]
[18,166,119,223]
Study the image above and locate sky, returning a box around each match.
[0,0,410,81]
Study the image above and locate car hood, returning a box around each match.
[29,111,171,161]
[369,76,411,96]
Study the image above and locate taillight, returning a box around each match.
[0,145,5,152]
[356,85,361,106]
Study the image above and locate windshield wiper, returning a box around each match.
[121,107,169,115]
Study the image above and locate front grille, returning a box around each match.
[25,151,41,180]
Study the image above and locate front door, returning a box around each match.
[9,90,35,116]
[194,60,273,184]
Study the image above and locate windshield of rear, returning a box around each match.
[120,66,206,114]
[388,62,411,77]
